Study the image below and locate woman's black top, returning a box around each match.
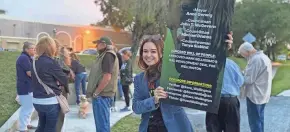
[147,82,167,132]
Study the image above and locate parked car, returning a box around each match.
[118,47,140,56]
[78,48,98,55]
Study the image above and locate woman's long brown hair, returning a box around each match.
[70,52,80,61]
[35,36,56,59]
[138,35,164,83]
[54,39,71,66]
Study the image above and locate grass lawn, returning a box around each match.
[229,56,247,70]
[111,115,140,132]
[0,51,20,126]
[271,65,290,95]
[280,60,290,65]
[78,55,96,69]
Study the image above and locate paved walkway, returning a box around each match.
[28,100,132,132]
[185,97,290,132]
[63,100,132,132]
[131,97,290,132]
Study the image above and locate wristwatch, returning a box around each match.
[93,93,98,98]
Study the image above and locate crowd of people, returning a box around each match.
[15,32,272,132]
[15,36,133,132]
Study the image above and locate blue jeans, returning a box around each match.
[118,79,123,97]
[92,96,113,132]
[247,98,266,132]
[33,104,60,132]
[75,73,87,104]
[112,79,123,107]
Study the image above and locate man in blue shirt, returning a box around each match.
[206,58,244,132]
[16,42,36,132]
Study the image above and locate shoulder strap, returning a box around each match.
[32,58,55,95]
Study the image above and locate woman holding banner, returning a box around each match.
[132,35,194,132]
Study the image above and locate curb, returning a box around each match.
[0,108,20,132]
[0,107,38,132]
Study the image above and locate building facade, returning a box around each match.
[0,17,132,51]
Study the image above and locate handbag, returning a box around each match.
[33,59,70,114]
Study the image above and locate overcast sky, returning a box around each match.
[0,0,103,25]
[0,0,242,26]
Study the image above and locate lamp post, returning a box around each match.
[53,28,57,38]
[13,24,16,36]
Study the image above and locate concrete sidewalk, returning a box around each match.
[25,100,132,132]
[63,100,132,132]
[185,97,290,132]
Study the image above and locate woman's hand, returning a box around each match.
[69,69,75,80]
[226,31,233,50]
[154,87,168,104]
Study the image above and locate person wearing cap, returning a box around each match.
[238,42,272,132]
[16,42,36,132]
[86,36,119,132]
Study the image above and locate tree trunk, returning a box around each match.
[271,45,276,61]
[131,20,143,63]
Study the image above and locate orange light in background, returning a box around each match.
[85,30,91,35]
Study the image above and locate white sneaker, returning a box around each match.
[111,107,118,112]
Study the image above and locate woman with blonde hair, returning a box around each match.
[32,36,68,132]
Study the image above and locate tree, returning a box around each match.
[0,9,5,14]
[232,0,290,60]
[94,0,178,61]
